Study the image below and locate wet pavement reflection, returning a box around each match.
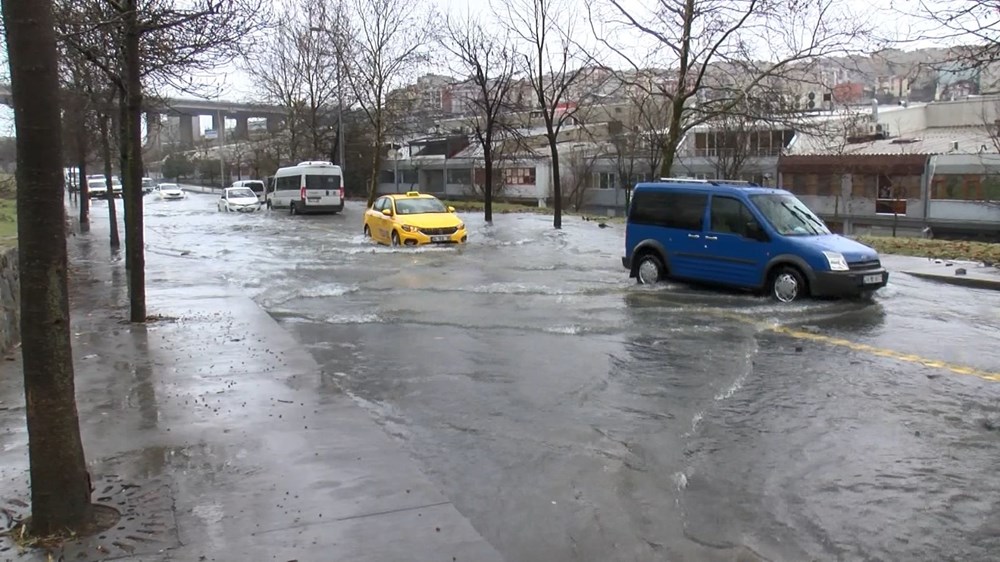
[81,192,1000,561]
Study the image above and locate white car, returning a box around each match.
[87,178,108,198]
[157,183,186,200]
[218,187,261,212]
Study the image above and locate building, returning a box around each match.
[779,95,1000,236]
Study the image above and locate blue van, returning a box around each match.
[622,179,889,302]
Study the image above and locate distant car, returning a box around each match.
[231,179,267,203]
[87,178,108,198]
[363,191,467,246]
[111,177,123,197]
[141,177,157,194]
[156,183,186,200]
[218,187,261,212]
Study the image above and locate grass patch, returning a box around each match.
[856,235,1000,264]
[0,198,16,249]
[441,200,625,223]
[441,199,550,215]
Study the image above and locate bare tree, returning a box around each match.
[335,0,434,207]
[2,0,95,535]
[245,0,341,163]
[442,14,517,223]
[608,89,671,208]
[501,0,592,229]
[96,97,121,248]
[592,0,873,178]
[562,141,600,211]
[57,0,269,322]
[897,1,1000,74]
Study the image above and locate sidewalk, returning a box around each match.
[0,222,503,560]
[901,259,1000,291]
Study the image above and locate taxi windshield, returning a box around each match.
[394,197,447,214]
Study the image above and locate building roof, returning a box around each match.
[790,125,999,156]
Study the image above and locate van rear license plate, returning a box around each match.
[308,197,320,202]
[863,274,882,284]
[430,235,450,243]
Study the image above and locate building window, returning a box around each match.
[875,174,907,215]
[503,167,536,185]
[379,170,395,184]
[447,168,471,185]
[400,170,418,185]
[596,172,617,189]
[852,174,876,197]
[817,174,839,196]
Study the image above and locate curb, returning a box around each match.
[902,270,1000,291]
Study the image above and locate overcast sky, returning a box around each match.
[0,0,966,136]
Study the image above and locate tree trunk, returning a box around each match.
[659,96,686,178]
[547,131,562,229]
[118,90,130,271]
[99,112,120,248]
[78,162,89,231]
[483,139,493,224]
[2,0,95,535]
[124,0,146,322]
[76,106,89,230]
[367,113,383,208]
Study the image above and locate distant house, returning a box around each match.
[779,96,1000,237]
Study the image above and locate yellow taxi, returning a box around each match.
[363,192,468,246]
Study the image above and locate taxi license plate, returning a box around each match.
[863,274,883,284]
[430,235,450,243]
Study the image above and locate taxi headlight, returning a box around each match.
[400,224,418,233]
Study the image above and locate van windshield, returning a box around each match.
[749,193,830,236]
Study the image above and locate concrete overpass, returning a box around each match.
[0,84,286,148]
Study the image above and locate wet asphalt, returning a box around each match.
[86,192,1000,561]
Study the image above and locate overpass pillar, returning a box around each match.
[145,112,162,149]
[179,115,195,148]
[210,113,220,133]
[235,114,249,139]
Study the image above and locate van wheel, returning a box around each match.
[290,202,298,215]
[391,231,401,247]
[769,266,807,303]
[636,253,665,285]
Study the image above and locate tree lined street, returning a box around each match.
[2,0,1000,557]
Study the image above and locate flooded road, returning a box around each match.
[88,192,1000,561]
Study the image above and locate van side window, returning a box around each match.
[630,191,707,231]
[276,175,299,192]
[710,196,759,237]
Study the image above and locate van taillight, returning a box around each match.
[338,187,344,199]
[300,186,306,200]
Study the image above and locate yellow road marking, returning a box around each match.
[768,326,1000,382]
[682,305,1000,383]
